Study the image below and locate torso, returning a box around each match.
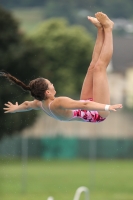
[40,99,105,123]
[40,100,76,121]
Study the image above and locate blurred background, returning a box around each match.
[0,0,133,200]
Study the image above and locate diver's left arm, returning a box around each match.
[56,97,122,111]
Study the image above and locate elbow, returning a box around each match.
[24,101,30,110]
[83,102,89,109]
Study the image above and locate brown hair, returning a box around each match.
[0,70,48,101]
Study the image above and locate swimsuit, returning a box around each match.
[41,99,106,123]
[72,109,105,123]
[72,99,105,123]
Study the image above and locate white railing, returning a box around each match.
[47,186,89,200]
[73,186,89,200]
[47,197,54,200]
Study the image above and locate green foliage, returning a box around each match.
[1,0,46,8]
[44,0,76,24]
[0,7,44,138]
[2,0,133,20]
[32,18,94,97]
[0,6,94,138]
[2,0,133,38]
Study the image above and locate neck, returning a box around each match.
[43,97,55,104]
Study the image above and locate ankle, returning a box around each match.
[97,27,104,31]
[103,26,114,32]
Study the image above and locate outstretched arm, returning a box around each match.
[56,97,122,111]
[3,100,41,113]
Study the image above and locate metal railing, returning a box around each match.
[47,197,54,200]
[73,186,89,200]
[47,186,89,200]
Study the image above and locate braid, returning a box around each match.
[0,70,31,92]
[0,70,49,101]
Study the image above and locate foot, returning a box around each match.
[87,16,103,29]
[95,12,114,29]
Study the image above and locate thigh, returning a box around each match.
[80,68,93,100]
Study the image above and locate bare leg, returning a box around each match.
[80,16,104,100]
[93,12,114,118]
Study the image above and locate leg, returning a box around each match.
[80,17,104,100]
[93,12,114,118]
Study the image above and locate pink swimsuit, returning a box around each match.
[72,109,105,122]
[41,99,106,123]
[72,99,105,123]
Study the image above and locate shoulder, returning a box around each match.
[28,99,42,110]
[52,97,72,107]
[53,96,82,109]
[55,96,71,101]
[54,96,73,103]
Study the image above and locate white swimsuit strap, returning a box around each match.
[48,101,60,120]
[40,102,51,117]
[41,101,72,121]
[40,101,60,120]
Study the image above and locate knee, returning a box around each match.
[88,61,104,72]
[93,61,106,71]
[88,63,95,72]
[89,61,96,69]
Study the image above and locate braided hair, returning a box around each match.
[0,70,48,101]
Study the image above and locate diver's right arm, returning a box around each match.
[3,100,41,113]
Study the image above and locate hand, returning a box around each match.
[109,104,123,111]
[3,102,18,113]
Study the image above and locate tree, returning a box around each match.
[44,0,76,24]
[31,18,94,97]
[0,7,94,138]
[1,0,46,8]
[0,6,44,138]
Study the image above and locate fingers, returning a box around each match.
[3,107,9,110]
[3,107,10,112]
[3,108,10,113]
[3,101,14,113]
[4,111,9,113]
[4,102,13,107]
[117,104,123,109]
[4,103,11,107]
[8,101,12,105]
[110,104,123,111]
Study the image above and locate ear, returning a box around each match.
[45,90,49,94]
[45,90,50,97]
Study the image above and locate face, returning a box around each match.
[45,79,56,97]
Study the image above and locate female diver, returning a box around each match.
[1,12,122,123]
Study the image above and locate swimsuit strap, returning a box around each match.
[40,102,51,117]
[41,101,73,121]
[49,101,74,121]
[40,101,60,120]
[48,101,60,120]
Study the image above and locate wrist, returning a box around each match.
[105,104,110,111]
